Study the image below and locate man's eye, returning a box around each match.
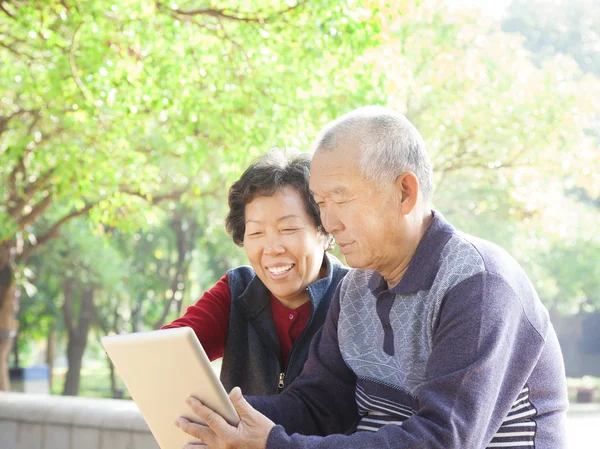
[281,228,299,233]
[248,232,263,237]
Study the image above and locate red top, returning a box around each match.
[162,274,312,368]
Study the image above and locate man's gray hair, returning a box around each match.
[313,106,434,202]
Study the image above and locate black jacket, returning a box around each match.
[219,253,348,395]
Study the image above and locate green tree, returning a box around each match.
[0,0,382,390]
[30,219,127,395]
[360,0,600,311]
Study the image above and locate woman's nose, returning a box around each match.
[263,237,285,255]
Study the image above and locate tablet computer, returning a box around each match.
[101,327,239,449]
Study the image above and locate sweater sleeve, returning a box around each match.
[257,271,549,449]
[247,284,359,437]
[161,274,231,361]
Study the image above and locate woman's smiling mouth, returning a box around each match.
[267,264,295,276]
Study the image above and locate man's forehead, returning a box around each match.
[310,147,361,192]
[311,150,358,174]
[309,165,355,197]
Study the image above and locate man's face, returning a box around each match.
[309,146,406,272]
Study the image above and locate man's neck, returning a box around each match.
[383,209,433,289]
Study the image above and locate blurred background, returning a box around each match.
[1,0,599,446]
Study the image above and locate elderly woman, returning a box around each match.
[163,151,347,395]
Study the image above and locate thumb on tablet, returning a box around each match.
[230,387,253,419]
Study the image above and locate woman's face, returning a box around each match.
[243,186,328,308]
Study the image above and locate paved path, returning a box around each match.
[566,406,600,448]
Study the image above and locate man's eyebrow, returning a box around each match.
[277,215,301,222]
[310,186,349,198]
[330,186,349,196]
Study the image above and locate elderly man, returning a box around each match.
[176,106,568,448]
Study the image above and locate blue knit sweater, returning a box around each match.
[249,211,568,448]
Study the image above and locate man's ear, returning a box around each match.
[394,172,419,214]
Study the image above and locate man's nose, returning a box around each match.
[321,207,342,234]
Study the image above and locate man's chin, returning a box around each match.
[342,254,366,269]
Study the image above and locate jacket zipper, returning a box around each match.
[278,287,315,392]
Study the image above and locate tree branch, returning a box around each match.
[165,1,305,23]
[69,22,99,110]
[0,40,32,59]
[16,203,97,264]
[175,7,267,22]
[0,1,14,19]
[6,112,41,201]
[119,188,187,204]
[7,149,59,219]
[0,110,35,137]
[17,193,54,230]
[62,278,75,336]
[118,186,220,204]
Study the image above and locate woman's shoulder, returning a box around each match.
[325,253,350,277]
[225,265,257,288]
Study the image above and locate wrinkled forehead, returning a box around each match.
[309,150,362,196]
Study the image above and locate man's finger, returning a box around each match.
[175,417,213,442]
[186,396,230,434]
[229,386,256,420]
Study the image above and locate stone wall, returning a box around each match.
[0,392,159,449]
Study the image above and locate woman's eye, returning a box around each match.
[248,232,263,237]
[281,228,299,233]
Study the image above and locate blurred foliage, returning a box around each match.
[351,0,600,312]
[1,0,600,391]
[504,0,600,77]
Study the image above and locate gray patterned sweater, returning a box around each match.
[249,211,568,448]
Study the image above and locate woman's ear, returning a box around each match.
[320,230,334,251]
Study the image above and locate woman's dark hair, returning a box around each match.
[225,150,332,248]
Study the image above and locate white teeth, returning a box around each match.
[268,264,294,275]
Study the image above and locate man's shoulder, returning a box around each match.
[437,233,487,279]
[448,231,524,281]
[442,231,550,334]
[419,228,529,303]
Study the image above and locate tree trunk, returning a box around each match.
[46,323,56,392]
[62,285,95,396]
[153,216,194,329]
[107,357,121,398]
[0,240,19,391]
[12,329,20,368]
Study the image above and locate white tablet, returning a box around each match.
[101,327,239,449]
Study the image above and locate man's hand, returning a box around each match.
[175,387,276,449]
